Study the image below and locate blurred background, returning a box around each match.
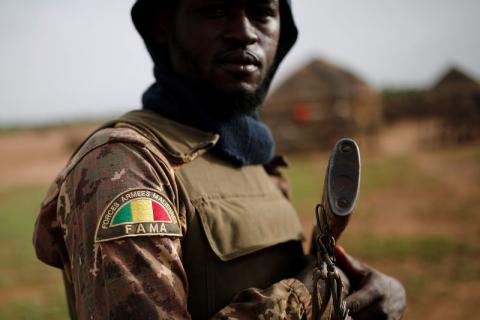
[1,0,479,318]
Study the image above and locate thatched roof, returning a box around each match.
[433,67,479,91]
[267,58,374,107]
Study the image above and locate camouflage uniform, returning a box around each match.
[34,110,313,319]
[33,0,320,317]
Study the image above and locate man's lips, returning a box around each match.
[220,63,258,74]
[216,50,262,76]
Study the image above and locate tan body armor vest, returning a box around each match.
[117,111,306,318]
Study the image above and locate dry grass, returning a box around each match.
[288,122,480,320]
[1,120,479,319]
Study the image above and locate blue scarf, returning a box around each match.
[142,66,275,166]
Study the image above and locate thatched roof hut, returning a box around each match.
[425,67,480,143]
[433,67,479,91]
[262,59,381,152]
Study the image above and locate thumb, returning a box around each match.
[345,283,380,314]
[334,246,369,283]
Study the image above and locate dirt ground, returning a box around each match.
[0,123,99,189]
[0,119,442,192]
[1,119,479,319]
[296,121,480,319]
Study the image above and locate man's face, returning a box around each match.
[166,0,281,97]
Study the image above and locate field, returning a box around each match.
[1,121,479,319]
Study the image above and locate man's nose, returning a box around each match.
[223,12,259,46]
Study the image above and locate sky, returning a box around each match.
[1,0,479,125]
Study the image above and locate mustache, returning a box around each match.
[216,49,262,66]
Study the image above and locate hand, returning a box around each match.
[296,255,350,300]
[335,246,407,320]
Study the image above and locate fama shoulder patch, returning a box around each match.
[95,188,182,242]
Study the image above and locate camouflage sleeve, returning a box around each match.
[61,141,190,319]
[60,141,311,319]
[212,278,311,319]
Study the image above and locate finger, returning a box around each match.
[335,246,369,281]
[345,284,382,315]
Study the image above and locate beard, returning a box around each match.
[195,75,271,120]
[167,35,274,120]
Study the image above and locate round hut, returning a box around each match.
[262,58,381,153]
[424,67,480,143]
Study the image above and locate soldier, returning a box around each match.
[33,0,406,319]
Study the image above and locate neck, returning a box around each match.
[141,65,276,166]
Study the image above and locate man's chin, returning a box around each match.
[195,81,267,119]
[208,80,258,98]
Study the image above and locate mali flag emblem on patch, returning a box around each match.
[95,188,182,242]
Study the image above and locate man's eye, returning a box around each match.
[249,5,277,20]
[197,4,226,18]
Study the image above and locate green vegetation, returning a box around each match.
[286,153,442,215]
[284,153,327,214]
[343,234,479,264]
[0,186,68,319]
[286,146,480,319]
[1,142,479,319]
[361,155,444,194]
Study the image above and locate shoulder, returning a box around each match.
[64,125,177,191]
[68,126,156,173]
[60,125,185,242]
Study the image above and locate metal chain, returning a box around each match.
[312,204,350,320]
